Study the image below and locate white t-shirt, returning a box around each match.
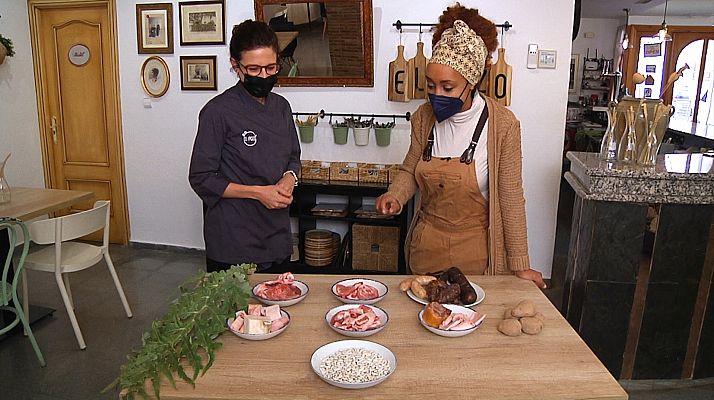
[431,95,489,199]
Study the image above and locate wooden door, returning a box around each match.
[29,0,129,243]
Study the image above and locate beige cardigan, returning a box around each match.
[387,96,531,275]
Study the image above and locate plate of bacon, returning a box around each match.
[227,304,291,341]
[331,278,387,304]
[252,272,309,307]
[418,302,486,338]
[325,304,389,338]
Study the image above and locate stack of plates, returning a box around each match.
[305,230,340,267]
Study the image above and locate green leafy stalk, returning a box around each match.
[103,264,255,400]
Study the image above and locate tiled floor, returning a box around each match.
[0,244,712,399]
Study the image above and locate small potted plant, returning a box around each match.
[0,34,16,65]
[373,121,396,147]
[331,119,349,145]
[295,114,319,143]
[346,116,374,146]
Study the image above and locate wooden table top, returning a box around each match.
[152,274,627,400]
[276,31,298,52]
[0,187,93,220]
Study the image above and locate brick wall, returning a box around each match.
[324,3,364,77]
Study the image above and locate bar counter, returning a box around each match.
[563,151,714,380]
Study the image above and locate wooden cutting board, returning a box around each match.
[489,48,512,106]
[407,41,428,99]
[388,45,409,102]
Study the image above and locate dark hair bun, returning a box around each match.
[230,19,279,61]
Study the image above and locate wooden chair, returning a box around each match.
[1,218,46,366]
[22,200,132,349]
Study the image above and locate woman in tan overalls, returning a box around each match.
[376,4,545,288]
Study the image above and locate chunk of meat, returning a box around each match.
[334,282,379,300]
[230,304,289,334]
[329,305,382,331]
[255,272,302,300]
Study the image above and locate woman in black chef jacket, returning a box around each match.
[189,20,300,272]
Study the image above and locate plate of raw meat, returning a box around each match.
[252,272,309,307]
[227,304,291,341]
[418,302,486,338]
[325,304,389,338]
[331,278,387,304]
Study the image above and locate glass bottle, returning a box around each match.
[0,153,10,204]
[618,107,637,164]
[599,104,618,161]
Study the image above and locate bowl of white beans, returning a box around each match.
[310,340,396,389]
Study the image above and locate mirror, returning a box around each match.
[254,0,373,87]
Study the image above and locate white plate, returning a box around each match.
[310,340,396,389]
[325,304,389,338]
[252,280,309,307]
[226,309,291,341]
[418,304,485,338]
[331,278,388,304]
[406,280,485,307]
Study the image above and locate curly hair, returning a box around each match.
[432,3,498,65]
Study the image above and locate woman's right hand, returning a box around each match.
[257,185,293,209]
[376,193,401,215]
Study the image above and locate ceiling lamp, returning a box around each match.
[655,0,672,42]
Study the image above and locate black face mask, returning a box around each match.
[242,74,278,98]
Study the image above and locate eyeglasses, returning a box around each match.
[238,62,280,77]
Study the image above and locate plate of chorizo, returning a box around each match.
[401,267,485,307]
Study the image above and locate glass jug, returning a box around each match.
[599,105,618,161]
[0,153,11,204]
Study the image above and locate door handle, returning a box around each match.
[50,116,58,144]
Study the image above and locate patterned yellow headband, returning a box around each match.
[429,20,488,86]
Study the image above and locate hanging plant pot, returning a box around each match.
[375,127,392,147]
[332,126,349,145]
[298,125,316,143]
[353,127,370,146]
[0,43,7,65]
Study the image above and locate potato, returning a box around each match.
[498,318,522,336]
[410,280,427,299]
[399,278,414,292]
[503,307,516,319]
[511,300,536,318]
[520,317,543,335]
[414,275,436,285]
[534,312,546,323]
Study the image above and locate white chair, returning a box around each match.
[22,200,132,349]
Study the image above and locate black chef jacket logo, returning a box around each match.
[242,130,257,147]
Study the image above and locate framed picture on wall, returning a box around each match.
[180,55,217,90]
[537,49,557,69]
[569,54,580,94]
[135,3,173,54]
[140,56,170,97]
[179,1,225,45]
[643,43,661,57]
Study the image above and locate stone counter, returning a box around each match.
[565,151,714,204]
[563,151,714,381]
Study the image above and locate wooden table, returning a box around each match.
[276,31,298,52]
[152,275,628,400]
[1,187,93,330]
[0,186,93,220]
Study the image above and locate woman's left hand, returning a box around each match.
[514,269,547,289]
[276,174,296,196]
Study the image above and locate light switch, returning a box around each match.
[143,98,152,108]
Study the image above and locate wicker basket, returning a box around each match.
[330,162,359,182]
[387,164,400,184]
[351,224,399,272]
[300,160,330,181]
[358,163,389,184]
